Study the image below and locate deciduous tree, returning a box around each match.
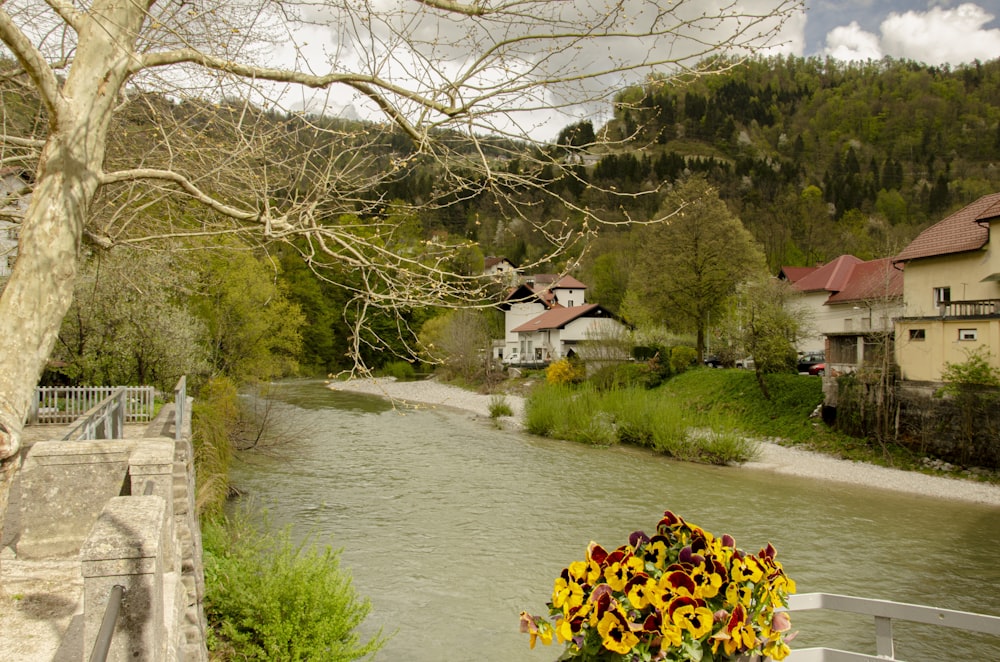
[624,175,766,361]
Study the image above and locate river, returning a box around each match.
[229,380,1000,660]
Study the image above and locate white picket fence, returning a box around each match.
[29,385,155,425]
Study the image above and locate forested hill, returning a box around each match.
[576,55,1000,269]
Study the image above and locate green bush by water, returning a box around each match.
[378,360,417,380]
[203,516,385,661]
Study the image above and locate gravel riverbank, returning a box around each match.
[328,376,1000,507]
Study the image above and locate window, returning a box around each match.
[909,329,926,341]
[567,299,574,307]
[933,286,951,306]
[958,328,978,341]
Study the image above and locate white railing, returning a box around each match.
[173,375,186,441]
[29,385,155,425]
[785,592,1000,661]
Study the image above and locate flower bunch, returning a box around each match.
[520,511,796,661]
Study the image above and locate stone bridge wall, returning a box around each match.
[7,400,207,661]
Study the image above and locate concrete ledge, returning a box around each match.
[16,441,137,559]
[81,496,168,662]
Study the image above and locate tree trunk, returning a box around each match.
[0,0,145,573]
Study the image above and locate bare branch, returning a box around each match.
[0,7,61,115]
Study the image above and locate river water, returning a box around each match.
[229,380,1000,661]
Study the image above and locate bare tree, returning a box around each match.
[0,0,802,540]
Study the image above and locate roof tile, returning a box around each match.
[894,193,1000,262]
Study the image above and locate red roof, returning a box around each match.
[791,255,863,294]
[825,258,903,304]
[894,193,1000,263]
[511,304,611,332]
[778,265,818,284]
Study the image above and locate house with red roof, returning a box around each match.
[508,303,622,364]
[893,192,1000,381]
[497,273,624,364]
[781,255,903,373]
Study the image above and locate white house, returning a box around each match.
[496,272,624,363]
[509,303,621,363]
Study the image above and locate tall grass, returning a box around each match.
[525,382,759,464]
[191,376,239,518]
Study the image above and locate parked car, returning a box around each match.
[797,352,825,374]
[703,355,722,368]
[501,351,520,365]
[735,356,754,369]
[808,362,826,376]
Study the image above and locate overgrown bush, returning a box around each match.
[669,345,698,374]
[588,361,654,391]
[203,516,384,661]
[379,360,417,380]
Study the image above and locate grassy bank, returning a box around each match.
[524,379,758,465]
[658,369,919,464]
[524,368,917,468]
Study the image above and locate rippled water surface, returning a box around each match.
[229,380,1000,660]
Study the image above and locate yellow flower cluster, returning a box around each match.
[520,511,796,661]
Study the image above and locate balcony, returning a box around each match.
[939,298,1000,318]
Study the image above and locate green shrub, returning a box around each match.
[524,383,566,436]
[588,362,653,391]
[379,360,416,380]
[203,516,384,661]
[669,345,698,374]
[488,394,514,418]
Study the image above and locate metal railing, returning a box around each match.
[62,388,126,441]
[89,584,125,662]
[785,592,1000,661]
[30,385,154,425]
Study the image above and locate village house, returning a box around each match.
[494,271,624,364]
[780,255,903,374]
[892,192,1000,382]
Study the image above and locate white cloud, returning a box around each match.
[823,3,1000,65]
[271,0,804,142]
[880,3,1000,65]
[822,21,884,61]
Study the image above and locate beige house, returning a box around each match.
[893,193,1000,382]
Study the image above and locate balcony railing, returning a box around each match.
[784,592,1000,661]
[939,298,1000,318]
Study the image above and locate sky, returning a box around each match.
[804,1,1000,64]
[275,1,1000,140]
